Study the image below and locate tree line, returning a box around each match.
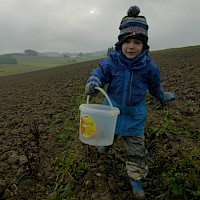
[0,48,114,64]
[0,56,17,64]
[107,47,114,56]
[0,49,39,64]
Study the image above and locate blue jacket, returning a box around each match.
[88,49,164,136]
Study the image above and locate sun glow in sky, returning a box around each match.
[0,0,199,54]
[89,8,99,15]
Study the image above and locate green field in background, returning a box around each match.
[0,55,104,77]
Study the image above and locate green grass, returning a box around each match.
[160,146,200,199]
[146,107,200,199]
[47,86,90,200]
[0,55,105,77]
[17,56,70,67]
[0,65,32,76]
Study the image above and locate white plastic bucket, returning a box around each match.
[79,87,120,146]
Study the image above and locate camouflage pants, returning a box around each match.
[122,135,149,180]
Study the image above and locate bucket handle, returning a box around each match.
[87,87,114,111]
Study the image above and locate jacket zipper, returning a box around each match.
[128,71,134,102]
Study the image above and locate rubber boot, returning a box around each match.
[98,146,110,153]
[130,179,145,199]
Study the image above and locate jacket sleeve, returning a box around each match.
[148,64,165,104]
[88,58,112,88]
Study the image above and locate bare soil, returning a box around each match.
[0,48,199,200]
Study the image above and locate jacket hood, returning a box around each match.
[110,49,150,70]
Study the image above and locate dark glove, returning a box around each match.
[85,76,101,95]
[162,92,176,105]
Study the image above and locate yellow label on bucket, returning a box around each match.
[80,115,96,138]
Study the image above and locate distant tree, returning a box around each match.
[78,52,84,57]
[107,47,114,56]
[0,56,18,64]
[24,49,38,56]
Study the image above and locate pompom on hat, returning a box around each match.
[116,6,149,49]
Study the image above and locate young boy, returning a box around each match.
[85,6,175,199]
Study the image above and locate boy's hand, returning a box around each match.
[85,76,101,95]
[162,92,176,105]
[85,82,100,95]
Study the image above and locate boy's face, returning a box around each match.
[122,38,143,59]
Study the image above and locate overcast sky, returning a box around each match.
[0,0,199,54]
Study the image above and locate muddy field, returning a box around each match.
[0,47,199,200]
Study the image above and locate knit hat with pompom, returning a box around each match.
[116,6,149,49]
